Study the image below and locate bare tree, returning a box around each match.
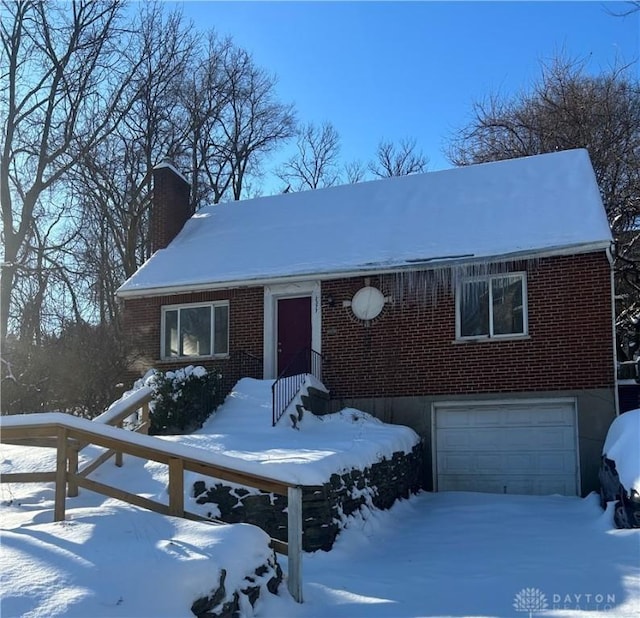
[184,43,295,205]
[180,32,233,209]
[0,1,297,413]
[221,47,296,201]
[369,138,429,178]
[72,3,196,327]
[276,122,342,190]
[12,207,85,344]
[344,159,368,184]
[277,128,432,190]
[70,14,295,336]
[448,56,640,359]
[605,1,640,16]
[0,0,146,344]
[234,65,295,201]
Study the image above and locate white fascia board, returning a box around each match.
[116,240,612,300]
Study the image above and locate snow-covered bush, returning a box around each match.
[600,408,640,528]
[143,366,223,434]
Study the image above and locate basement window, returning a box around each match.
[456,273,527,339]
[161,302,229,358]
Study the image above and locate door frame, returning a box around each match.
[431,397,580,495]
[263,280,321,379]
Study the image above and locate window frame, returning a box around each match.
[160,301,230,360]
[455,272,528,341]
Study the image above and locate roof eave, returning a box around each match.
[116,240,612,300]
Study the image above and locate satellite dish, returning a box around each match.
[351,286,386,321]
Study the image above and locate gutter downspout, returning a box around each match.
[606,244,620,417]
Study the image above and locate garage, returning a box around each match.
[433,399,579,496]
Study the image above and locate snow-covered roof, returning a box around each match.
[117,149,612,297]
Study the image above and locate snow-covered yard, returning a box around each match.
[1,380,639,617]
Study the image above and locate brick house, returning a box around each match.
[117,149,617,497]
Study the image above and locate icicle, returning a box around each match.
[382,256,540,311]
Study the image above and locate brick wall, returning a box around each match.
[122,288,264,383]
[151,164,192,253]
[321,252,614,398]
[123,251,614,397]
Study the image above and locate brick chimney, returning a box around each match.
[150,161,192,253]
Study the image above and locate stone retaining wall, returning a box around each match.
[192,443,423,552]
[191,555,282,618]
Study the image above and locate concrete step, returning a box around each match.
[301,389,330,416]
[306,386,330,400]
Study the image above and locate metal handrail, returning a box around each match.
[234,349,264,378]
[271,348,322,427]
[202,349,264,406]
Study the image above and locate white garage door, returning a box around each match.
[434,400,579,496]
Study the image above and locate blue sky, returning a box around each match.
[175,1,639,174]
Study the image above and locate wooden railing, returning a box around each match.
[0,412,304,602]
[72,387,154,496]
[1,387,154,497]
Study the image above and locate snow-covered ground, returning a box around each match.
[162,375,420,486]
[2,381,639,617]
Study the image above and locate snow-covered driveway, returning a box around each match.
[274,491,640,618]
[2,478,639,617]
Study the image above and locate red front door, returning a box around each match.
[277,296,312,376]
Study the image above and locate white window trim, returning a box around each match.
[161,301,229,360]
[455,272,528,340]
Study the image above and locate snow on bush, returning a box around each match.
[603,408,640,491]
[138,366,224,434]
